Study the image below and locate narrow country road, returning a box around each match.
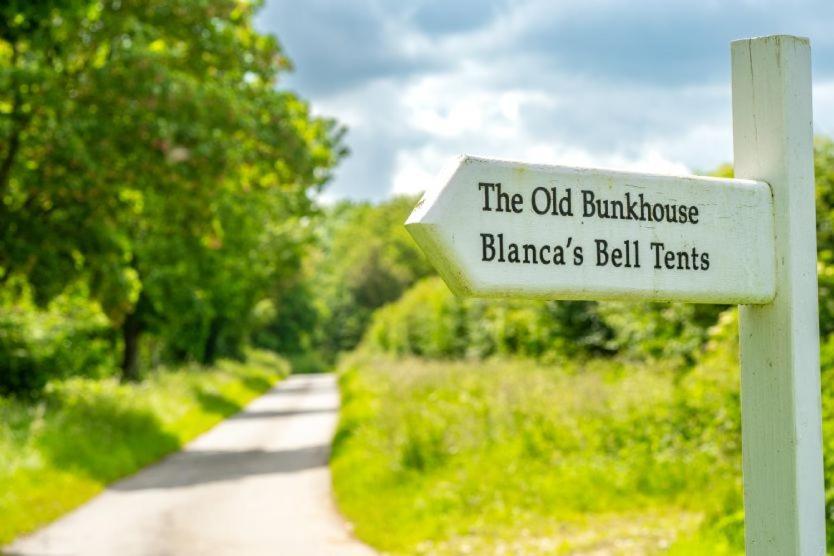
[7,374,374,556]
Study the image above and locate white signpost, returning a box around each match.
[406,35,825,555]
[407,157,775,304]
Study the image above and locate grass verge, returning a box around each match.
[331,353,744,555]
[0,349,289,545]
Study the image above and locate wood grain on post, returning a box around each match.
[732,35,826,555]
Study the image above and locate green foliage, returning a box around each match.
[597,301,725,364]
[357,139,834,371]
[331,346,743,554]
[329,139,834,552]
[816,137,834,339]
[363,277,467,358]
[310,197,434,356]
[364,276,628,361]
[0,318,45,397]
[340,302,834,553]
[251,280,319,355]
[0,349,288,544]
[0,0,344,381]
[4,3,834,548]
[364,276,733,369]
[0,283,114,396]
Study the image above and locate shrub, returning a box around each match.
[0,319,48,397]
[0,289,115,396]
[331,352,741,553]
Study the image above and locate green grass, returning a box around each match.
[0,349,289,545]
[331,353,745,555]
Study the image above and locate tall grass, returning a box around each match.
[0,350,289,545]
[331,343,744,554]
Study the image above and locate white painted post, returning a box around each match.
[732,36,826,554]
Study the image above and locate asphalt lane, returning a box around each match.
[6,374,373,556]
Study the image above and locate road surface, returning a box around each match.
[6,374,373,556]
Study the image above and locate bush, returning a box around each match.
[331,351,742,553]
[361,276,731,363]
[598,301,725,365]
[0,288,116,396]
[311,197,435,357]
[0,320,48,397]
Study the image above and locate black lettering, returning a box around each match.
[496,183,512,212]
[626,192,639,220]
[678,205,689,223]
[651,242,664,269]
[610,245,623,267]
[511,193,523,213]
[508,242,520,263]
[665,204,678,223]
[523,244,537,264]
[640,194,652,221]
[582,190,596,217]
[531,187,550,215]
[652,203,664,222]
[559,188,573,216]
[478,182,495,211]
[568,189,698,225]
[595,239,609,266]
[624,240,631,267]
[481,233,495,261]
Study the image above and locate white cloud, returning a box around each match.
[258,0,834,200]
[331,76,712,196]
[380,60,728,196]
[391,146,449,195]
[519,145,691,176]
[814,81,834,138]
[402,70,555,139]
[390,142,692,198]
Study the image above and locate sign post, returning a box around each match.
[732,36,826,555]
[406,35,826,554]
[406,157,775,303]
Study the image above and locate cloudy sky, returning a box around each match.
[256,0,834,201]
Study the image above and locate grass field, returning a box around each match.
[0,350,289,545]
[331,353,745,555]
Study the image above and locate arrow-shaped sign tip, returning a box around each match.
[404,155,477,297]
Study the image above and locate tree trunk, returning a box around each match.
[121,310,141,381]
[0,42,25,196]
[202,317,223,366]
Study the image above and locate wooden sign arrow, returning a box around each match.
[406,155,775,304]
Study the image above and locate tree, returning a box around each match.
[0,0,345,381]
[815,137,834,340]
[310,197,434,356]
